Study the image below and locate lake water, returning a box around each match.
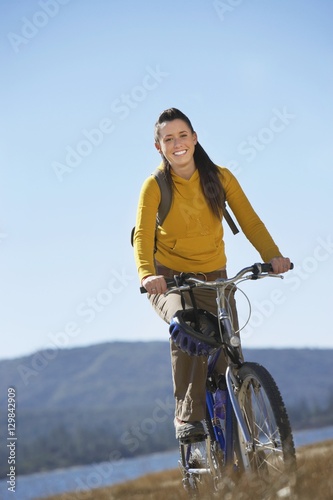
[1,426,333,500]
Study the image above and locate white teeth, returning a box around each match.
[174,150,186,156]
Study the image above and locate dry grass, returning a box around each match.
[40,440,333,500]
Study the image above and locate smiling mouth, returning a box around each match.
[174,150,187,156]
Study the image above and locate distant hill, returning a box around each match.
[0,342,332,477]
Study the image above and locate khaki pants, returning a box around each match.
[148,270,239,422]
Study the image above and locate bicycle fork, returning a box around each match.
[178,370,253,495]
[225,366,252,453]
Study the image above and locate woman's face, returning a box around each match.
[155,119,197,171]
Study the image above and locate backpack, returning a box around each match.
[131,167,239,246]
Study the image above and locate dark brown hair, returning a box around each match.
[154,108,225,218]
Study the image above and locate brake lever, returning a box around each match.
[251,273,284,280]
[164,284,192,296]
[174,272,193,287]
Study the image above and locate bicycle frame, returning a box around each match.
[138,261,296,496]
[205,367,235,465]
[205,337,252,471]
[168,263,291,489]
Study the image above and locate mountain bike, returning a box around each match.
[161,263,297,498]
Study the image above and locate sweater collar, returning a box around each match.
[171,167,199,183]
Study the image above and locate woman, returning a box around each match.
[133,108,291,440]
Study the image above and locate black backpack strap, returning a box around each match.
[130,226,136,246]
[131,167,171,247]
[152,167,172,226]
[222,205,239,235]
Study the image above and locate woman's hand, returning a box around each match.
[141,275,168,294]
[270,256,292,274]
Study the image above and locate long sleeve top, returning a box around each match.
[134,165,282,281]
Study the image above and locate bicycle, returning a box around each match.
[144,262,297,498]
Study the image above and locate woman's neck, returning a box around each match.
[170,162,196,180]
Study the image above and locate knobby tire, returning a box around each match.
[235,362,296,493]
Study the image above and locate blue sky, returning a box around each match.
[1,0,332,359]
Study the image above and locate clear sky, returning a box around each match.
[1,0,332,360]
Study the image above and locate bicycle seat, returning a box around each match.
[169,308,221,356]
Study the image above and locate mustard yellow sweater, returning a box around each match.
[134,165,282,281]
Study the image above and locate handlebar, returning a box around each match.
[140,262,294,294]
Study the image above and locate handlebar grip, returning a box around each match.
[259,263,273,273]
[140,278,177,294]
[254,262,294,274]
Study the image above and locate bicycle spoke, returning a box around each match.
[235,362,296,490]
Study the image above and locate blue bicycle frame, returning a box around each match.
[206,348,235,466]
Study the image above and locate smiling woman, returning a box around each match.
[154,118,198,179]
[132,107,292,442]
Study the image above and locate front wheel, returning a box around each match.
[235,362,296,492]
